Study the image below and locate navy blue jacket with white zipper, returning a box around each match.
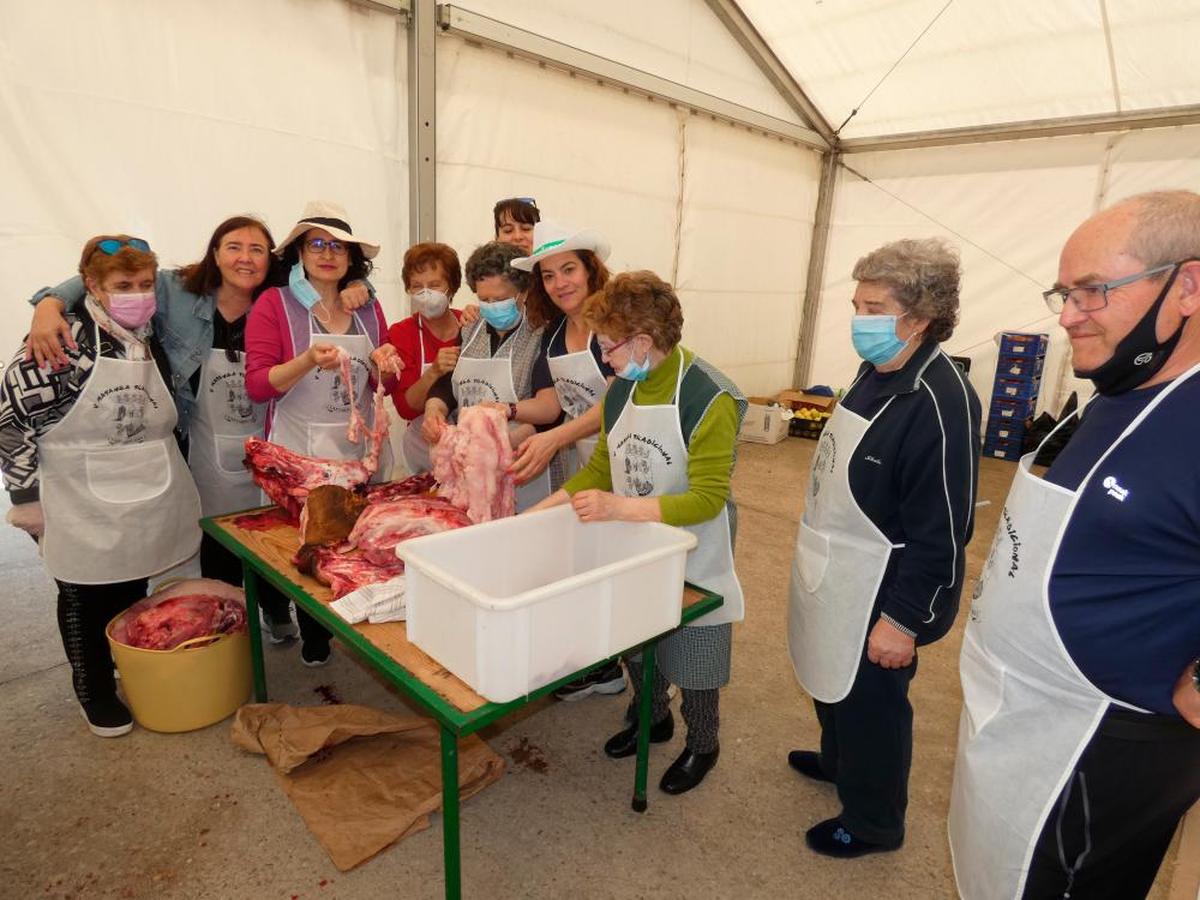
[838,339,982,645]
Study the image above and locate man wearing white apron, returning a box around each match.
[420,242,549,510]
[788,238,981,857]
[950,192,1200,899]
[532,271,747,796]
[1,239,201,738]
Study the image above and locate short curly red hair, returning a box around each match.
[583,270,683,352]
[402,242,462,298]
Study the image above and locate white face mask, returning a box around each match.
[410,288,450,319]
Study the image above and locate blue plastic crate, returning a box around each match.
[995,353,1045,380]
[999,332,1049,358]
[988,395,1035,421]
[993,376,1042,401]
[985,418,1025,443]
[982,435,1024,461]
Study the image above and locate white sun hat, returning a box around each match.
[276,200,380,259]
[510,219,611,271]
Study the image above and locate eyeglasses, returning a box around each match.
[304,237,349,256]
[96,238,151,256]
[597,337,633,356]
[1042,262,1180,314]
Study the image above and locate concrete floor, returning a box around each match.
[0,440,1190,899]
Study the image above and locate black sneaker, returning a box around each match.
[262,608,299,644]
[301,642,332,667]
[554,660,626,701]
[80,697,133,738]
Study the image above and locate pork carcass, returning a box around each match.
[340,347,395,477]
[432,405,516,523]
[244,436,372,522]
[345,497,472,566]
[298,545,405,598]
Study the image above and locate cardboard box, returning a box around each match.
[777,390,837,414]
[739,402,790,444]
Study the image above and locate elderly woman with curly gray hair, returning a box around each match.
[785,237,982,859]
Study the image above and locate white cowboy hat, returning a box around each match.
[510,220,611,271]
[276,200,380,259]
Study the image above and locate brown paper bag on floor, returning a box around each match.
[231,703,505,871]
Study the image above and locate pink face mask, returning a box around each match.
[107,291,156,329]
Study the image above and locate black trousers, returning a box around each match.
[812,643,918,844]
[55,578,148,705]
[1022,707,1200,899]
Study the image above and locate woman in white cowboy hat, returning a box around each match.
[508,219,628,701]
[244,200,399,666]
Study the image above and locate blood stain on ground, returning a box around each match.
[508,736,549,774]
[313,683,343,705]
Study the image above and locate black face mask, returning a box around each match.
[1073,262,1190,396]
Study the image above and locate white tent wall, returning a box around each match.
[810,124,1200,417]
[0,0,410,360]
[738,0,1200,140]
[435,34,822,397]
[450,0,806,126]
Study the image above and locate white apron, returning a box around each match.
[400,316,437,475]
[947,370,1193,900]
[188,348,266,516]
[787,397,902,703]
[546,318,607,476]
[39,323,202,584]
[452,319,550,511]
[268,324,374,462]
[608,348,744,627]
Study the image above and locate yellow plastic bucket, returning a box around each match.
[106,582,252,733]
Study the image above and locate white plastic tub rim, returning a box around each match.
[396,504,698,613]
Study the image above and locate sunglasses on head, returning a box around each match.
[499,196,537,208]
[96,238,151,256]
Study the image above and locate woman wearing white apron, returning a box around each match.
[510,221,623,700]
[245,202,398,666]
[0,236,201,737]
[950,196,1200,899]
[388,243,466,474]
[533,271,747,795]
[420,242,551,510]
[787,239,981,857]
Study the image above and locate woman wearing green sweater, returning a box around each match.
[531,270,746,795]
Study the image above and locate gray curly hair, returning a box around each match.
[852,237,961,343]
[464,241,531,294]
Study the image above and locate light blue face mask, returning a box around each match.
[479,296,521,331]
[617,354,651,382]
[851,313,910,366]
[289,261,322,310]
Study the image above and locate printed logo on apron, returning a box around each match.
[810,431,836,499]
[207,369,255,424]
[91,383,158,445]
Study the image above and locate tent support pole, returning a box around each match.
[408,0,437,242]
[792,151,840,389]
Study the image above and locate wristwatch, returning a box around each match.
[507,402,518,421]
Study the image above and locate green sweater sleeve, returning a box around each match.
[658,392,738,527]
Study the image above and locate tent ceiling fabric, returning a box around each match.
[736,0,1200,140]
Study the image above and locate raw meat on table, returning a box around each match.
[432,405,516,523]
[244,437,372,522]
[346,497,472,566]
[297,545,405,599]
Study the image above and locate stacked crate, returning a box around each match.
[983,332,1049,461]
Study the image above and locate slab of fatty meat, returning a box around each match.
[244,436,372,521]
[432,405,516,523]
[345,496,472,567]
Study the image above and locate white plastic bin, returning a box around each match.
[396,504,698,703]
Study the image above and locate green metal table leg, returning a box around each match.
[243,566,268,702]
[632,640,657,813]
[441,725,462,900]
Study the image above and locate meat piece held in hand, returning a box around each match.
[243,437,372,522]
[432,405,516,523]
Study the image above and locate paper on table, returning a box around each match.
[329,575,407,624]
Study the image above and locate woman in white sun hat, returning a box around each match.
[510,219,626,701]
[244,200,400,666]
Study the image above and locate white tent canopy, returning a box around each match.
[3,0,1199,413]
